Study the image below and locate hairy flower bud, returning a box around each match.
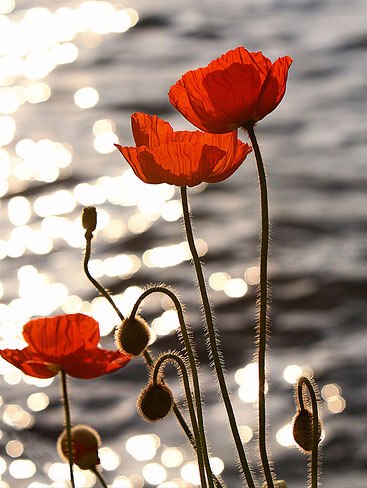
[57,424,101,470]
[293,409,322,452]
[82,206,97,234]
[137,382,173,422]
[115,315,150,356]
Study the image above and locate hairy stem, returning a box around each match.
[60,370,75,488]
[152,352,208,488]
[133,286,220,488]
[247,125,274,488]
[297,377,320,488]
[180,185,256,488]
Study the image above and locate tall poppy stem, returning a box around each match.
[297,377,320,488]
[83,226,218,484]
[60,370,75,488]
[246,125,274,488]
[152,352,208,488]
[132,286,218,488]
[180,186,256,488]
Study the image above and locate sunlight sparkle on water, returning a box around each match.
[126,434,160,461]
[152,310,180,336]
[27,392,49,412]
[322,383,346,414]
[5,440,24,458]
[143,240,207,268]
[276,423,297,448]
[0,116,16,145]
[161,447,185,468]
[224,278,248,298]
[239,425,253,444]
[181,461,200,485]
[99,447,120,471]
[283,364,304,384]
[9,459,36,479]
[236,362,268,403]
[143,463,167,485]
[111,476,133,488]
[74,87,99,109]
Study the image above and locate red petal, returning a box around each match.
[61,348,131,379]
[22,314,100,357]
[0,348,59,378]
[255,56,293,122]
[131,113,173,148]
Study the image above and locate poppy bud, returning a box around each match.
[262,481,288,488]
[115,315,150,356]
[57,424,101,470]
[137,382,173,422]
[293,409,322,452]
[82,206,97,234]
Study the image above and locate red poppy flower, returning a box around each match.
[0,314,131,379]
[168,46,293,133]
[115,113,252,187]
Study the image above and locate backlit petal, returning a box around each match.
[132,113,173,147]
[23,314,100,356]
[255,56,293,122]
[169,46,292,132]
[0,348,59,378]
[61,348,131,379]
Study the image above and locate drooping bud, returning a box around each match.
[137,382,173,422]
[293,408,322,452]
[262,480,288,488]
[115,315,150,356]
[82,206,97,234]
[57,424,101,470]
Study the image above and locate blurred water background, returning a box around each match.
[0,0,366,487]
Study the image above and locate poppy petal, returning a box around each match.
[0,348,59,378]
[207,139,253,183]
[62,348,131,379]
[132,113,173,147]
[255,56,293,122]
[23,314,100,356]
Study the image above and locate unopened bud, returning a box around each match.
[115,315,150,356]
[137,382,173,422]
[57,424,101,470]
[82,206,97,234]
[293,409,322,452]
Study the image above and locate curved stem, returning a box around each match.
[247,125,274,488]
[297,377,320,488]
[60,370,75,488]
[153,352,208,488]
[180,186,256,488]
[84,233,124,322]
[83,231,211,481]
[91,466,109,488]
[132,286,218,488]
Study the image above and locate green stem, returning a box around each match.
[180,186,256,488]
[132,286,219,488]
[247,125,274,488]
[60,370,75,488]
[84,232,124,322]
[91,466,109,488]
[297,377,320,488]
[153,352,208,488]
[83,231,210,481]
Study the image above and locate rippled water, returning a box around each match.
[0,0,366,487]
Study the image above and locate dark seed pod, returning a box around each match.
[82,206,97,233]
[137,382,173,422]
[293,409,322,452]
[57,424,101,470]
[115,316,150,356]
